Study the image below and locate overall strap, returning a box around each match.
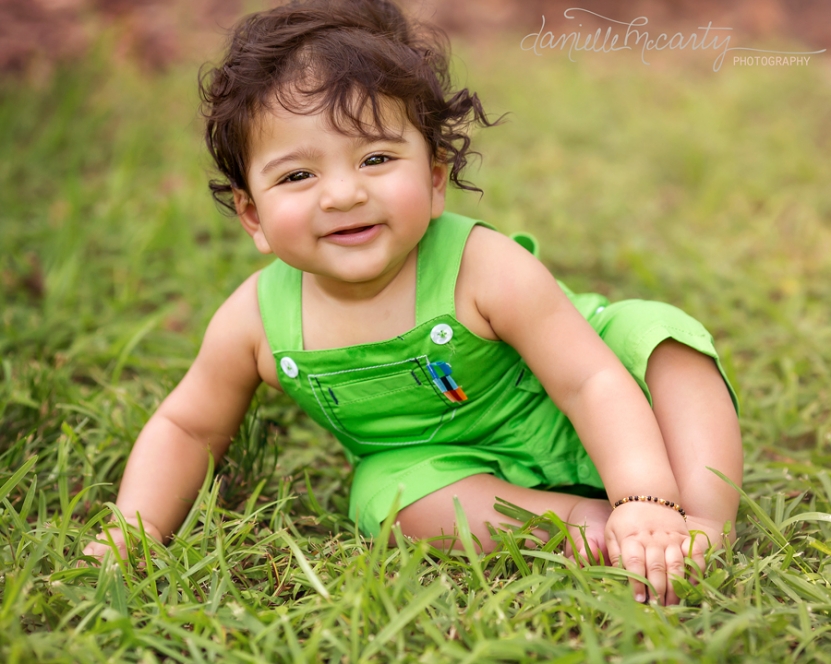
[257,259,303,352]
[415,211,491,324]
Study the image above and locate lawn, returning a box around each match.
[2,27,831,663]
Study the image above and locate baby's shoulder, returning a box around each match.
[202,272,264,355]
[216,271,262,323]
[456,225,545,339]
[460,224,542,282]
[205,271,281,390]
[465,223,519,247]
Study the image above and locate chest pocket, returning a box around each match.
[309,356,460,447]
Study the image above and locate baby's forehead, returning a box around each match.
[252,92,413,142]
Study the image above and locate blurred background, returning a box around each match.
[1,0,829,75]
[1,0,830,529]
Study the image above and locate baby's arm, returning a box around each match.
[461,228,696,602]
[83,274,267,560]
[644,338,742,547]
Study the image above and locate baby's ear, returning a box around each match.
[430,160,449,219]
[234,189,272,255]
[432,159,449,188]
[232,188,250,216]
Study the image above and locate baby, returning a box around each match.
[84,0,744,606]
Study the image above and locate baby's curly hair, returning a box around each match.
[199,0,501,214]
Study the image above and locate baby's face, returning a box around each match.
[237,99,447,289]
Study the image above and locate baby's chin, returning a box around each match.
[301,254,411,291]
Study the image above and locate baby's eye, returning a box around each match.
[280,170,313,184]
[362,154,391,167]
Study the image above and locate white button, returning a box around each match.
[430,323,453,345]
[280,357,299,378]
[595,306,605,314]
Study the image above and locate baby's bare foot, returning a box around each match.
[564,498,612,565]
[684,514,734,549]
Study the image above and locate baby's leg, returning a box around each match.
[645,339,743,548]
[395,474,611,560]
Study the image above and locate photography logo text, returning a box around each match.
[521,8,825,71]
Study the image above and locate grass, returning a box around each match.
[2,30,831,663]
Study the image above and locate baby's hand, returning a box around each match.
[684,514,733,551]
[80,519,162,566]
[564,497,612,565]
[604,502,702,605]
[81,529,132,565]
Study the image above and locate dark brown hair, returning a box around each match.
[199,0,501,214]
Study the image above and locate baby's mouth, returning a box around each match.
[331,225,375,235]
[324,223,382,245]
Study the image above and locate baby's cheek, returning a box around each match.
[392,183,436,225]
[263,205,308,241]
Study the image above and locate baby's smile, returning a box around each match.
[324,223,383,246]
[330,224,376,235]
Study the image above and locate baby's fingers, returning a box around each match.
[79,537,128,567]
[606,536,647,601]
[665,545,686,605]
[618,539,648,603]
[645,545,669,605]
[78,542,108,567]
[606,535,620,569]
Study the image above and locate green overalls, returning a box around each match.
[257,212,738,537]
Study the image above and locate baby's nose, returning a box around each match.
[319,172,369,211]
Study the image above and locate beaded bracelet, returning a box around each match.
[613,495,687,521]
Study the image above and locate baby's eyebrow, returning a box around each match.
[360,134,408,148]
[260,147,323,175]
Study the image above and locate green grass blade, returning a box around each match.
[280,531,330,600]
[0,455,38,503]
[453,496,492,595]
[779,511,831,528]
[360,581,445,660]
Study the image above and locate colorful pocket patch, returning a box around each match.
[427,360,468,402]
